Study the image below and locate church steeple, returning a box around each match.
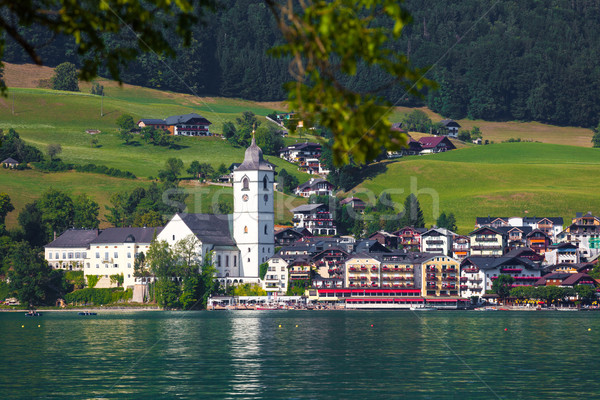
[236,135,272,171]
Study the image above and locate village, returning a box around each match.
[38,120,600,311]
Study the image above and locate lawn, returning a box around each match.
[349,142,600,234]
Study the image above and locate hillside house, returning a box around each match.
[557,212,600,261]
[418,136,456,153]
[526,229,551,254]
[393,227,427,252]
[274,227,312,246]
[339,197,366,213]
[452,235,470,260]
[369,231,399,249]
[439,119,461,138]
[291,203,337,236]
[279,142,321,163]
[294,178,334,198]
[137,113,212,136]
[1,157,19,168]
[469,226,507,256]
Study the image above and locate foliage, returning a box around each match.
[397,194,425,228]
[140,127,175,147]
[593,123,600,148]
[34,160,137,179]
[277,168,299,194]
[588,262,600,280]
[267,0,434,165]
[158,158,184,182]
[65,270,85,290]
[233,283,266,296]
[259,262,269,280]
[491,275,514,300]
[7,241,65,309]
[457,130,471,142]
[64,287,132,305]
[46,143,62,160]
[52,62,79,92]
[91,83,104,96]
[116,114,135,132]
[436,212,457,232]
[575,285,597,304]
[86,275,100,288]
[73,194,100,229]
[0,129,44,163]
[254,124,284,155]
[0,192,14,225]
[37,188,74,241]
[402,110,433,133]
[17,202,46,247]
[110,273,124,287]
[286,278,310,296]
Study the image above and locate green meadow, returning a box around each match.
[350,143,600,234]
[0,86,313,228]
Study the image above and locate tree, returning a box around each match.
[52,62,79,91]
[0,0,433,164]
[255,124,284,155]
[575,285,597,304]
[402,110,433,133]
[133,210,163,228]
[491,275,515,301]
[37,188,74,241]
[457,130,471,142]
[222,122,237,140]
[7,242,58,309]
[437,212,457,231]
[0,192,14,225]
[470,126,483,140]
[187,161,202,179]
[398,194,425,228]
[73,194,99,229]
[91,83,104,96]
[593,122,600,148]
[116,114,135,132]
[18,202,46,247]
[259,262,269,280]
[47,143,62,160]
[90,137,99,148]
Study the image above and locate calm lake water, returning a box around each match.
[1,310,600,399]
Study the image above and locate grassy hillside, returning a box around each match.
[350,143,600,234]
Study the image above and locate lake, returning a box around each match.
[1,310,599,399]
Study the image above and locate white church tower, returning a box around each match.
[233,136,275,278]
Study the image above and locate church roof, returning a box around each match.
[179,213,237,246]
[236,136,274,171]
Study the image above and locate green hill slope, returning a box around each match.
[350,143,600,234]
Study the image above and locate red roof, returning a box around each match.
[418,136,447,148]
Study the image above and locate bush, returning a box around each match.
[33,161,136,179]
[64,287,132,305]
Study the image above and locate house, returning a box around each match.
[399,136,424,156]
[274,227,312,246]
[137,113,212,136]
[469,226,507,256]
[557,212,600,261]
[312,247,348,278]
[344,253,381,288]
[378,252,422,290]
[353,239,392,254]
[44,229,99,271]
[86,227,162,288]
[393,227,427,252]
[369,231,399,249]
[452,235,470,260]
[262,254,289,294]
[534,272,597,289]
[291,203,337,236]
[1,157,20,168]
[339,197,366,213]
[475,217,510,229]
[526,229,551,254]
[439,119,461,138]
[294,178,334,198]
[460,255,543,299]
[418,136,456,154]
[421,254,461,297]
[476,216,563,240]
[544,243,579,265]
[279,142,322,163]
[420,227,455,256]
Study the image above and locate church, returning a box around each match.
[157,137,275,286]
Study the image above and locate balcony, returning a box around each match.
[445,276,456,281]
[475,237,499,242]
[427,266,436,272]
[471,245,502,250]
[463,268,479,273]
[371,267,378,272]
[460,277,468,282]
[426,240,444,245]
[445,267,457,272]
[500,268,522,273]
[371,277,379,281]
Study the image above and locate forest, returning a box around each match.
[3,0,600,127]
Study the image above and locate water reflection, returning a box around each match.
[228,314,263,397]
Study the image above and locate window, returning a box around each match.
[281,267,285,272]
[49,253,52,259]
[127,252,131,258]
[173,235,175,241]
[82,252,87,259]
[104,252,109,260]
[244,226,248,234]
[114,264,118,268]
[242,177,249,190]
[217,255,222,267]
[128,263,131,268]
[264,225,268,234]
[96,264,99,268]
[55,253,59,259]
[248,247,251,253]
[96,252,100,259]
[234,256,237,267]
[263,176,268,190]
[248,257,250,262]
[281,275,285,280]
[114,252,118,258]
[226,255,229,267]
[63,252,66,259]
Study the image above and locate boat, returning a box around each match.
[256,306,280,310]
[410,306,437,311]
[24,311,41,317]
[78,311,97,316]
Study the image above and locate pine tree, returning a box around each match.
[398,194,425,228]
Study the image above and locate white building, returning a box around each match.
[262,254,289,294]
[232,136,275,278]
[291,203,337,236]
[86,227,161,288]
[45,229,99,271]
[420,228,455,257]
